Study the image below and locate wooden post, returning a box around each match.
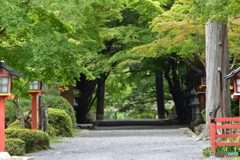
[209,112,216,152]
[0,96,6,152]
[30,93,38,130]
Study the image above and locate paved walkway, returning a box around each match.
[26,125,229,160]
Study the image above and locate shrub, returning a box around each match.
[5,138,25,156]
[6,99,31,125]
[46,123,56,137]
[7,119,22,129]
[5,128,50,153]
[48,108,73,137]
[7,116,32,129]
[43,94,76,126]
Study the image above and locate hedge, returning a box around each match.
[44,95,76,126]
[5,128,50,153]
[5,138,25,156]
[7,119,22,129]
[48,108,73,137]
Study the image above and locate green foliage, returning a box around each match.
[5,97,31,128]
[231,98,239,117]
[5,101,18,125]
[48,108,73,137]
[126,0,164,25]
[202,147,211,157]
[42,85,76,126]
[46,123,56,137]
[6,98,31,121]
[217,137,240,153]
[0,0,91,90]
[5,138,26,156]
[191,0,240,22]
[201,109,206,122]
[202,137,240,157]
[5,128,50,153]
[104,112,126,119]
[7,119,22,129]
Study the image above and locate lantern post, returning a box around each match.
[28,81,43,130]
[0,61,22,153]
[224,67,240,115]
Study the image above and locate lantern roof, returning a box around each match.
[0,61,23,77]
[224,67,240,79]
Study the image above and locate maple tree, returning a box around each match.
[127,0,240,124]
[2,0,240,125]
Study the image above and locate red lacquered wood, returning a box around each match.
[0,96,6,151]
[215,125,240,129]
[215,117,240,122]
[216,134,240,138]
[216,142,240,146]
[30,92,38,130]
[210,118,216,152]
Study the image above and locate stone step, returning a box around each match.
[94,119,170,126]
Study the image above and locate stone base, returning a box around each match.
[0,152,10,160]
[193,124,205,135]
[11,156,34,160]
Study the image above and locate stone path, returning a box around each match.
[26,125,230,160]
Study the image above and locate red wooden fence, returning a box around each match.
[210,112,240,152]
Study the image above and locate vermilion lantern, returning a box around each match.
[224,67,240,97]
[196,72,206,111]
[235,78,240,94]
[29,80,42,91]
[196,72,206,93]
[225,67,240,116]
[0,62,22,95]
[29,80,44,130]
[0,61,22,153]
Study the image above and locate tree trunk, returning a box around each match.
[75,74,97,123]
[156,72,165,119]
[96,74,105,120]
[198,21,231,141]
[164,59,189,123]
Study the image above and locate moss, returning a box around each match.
[5,128,50,153]
[48,108,73,137]
[5,138,25,156]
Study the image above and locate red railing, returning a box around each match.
[210,112,240,152]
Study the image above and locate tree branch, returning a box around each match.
[169,56,202,73]
[122,10,147,29]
